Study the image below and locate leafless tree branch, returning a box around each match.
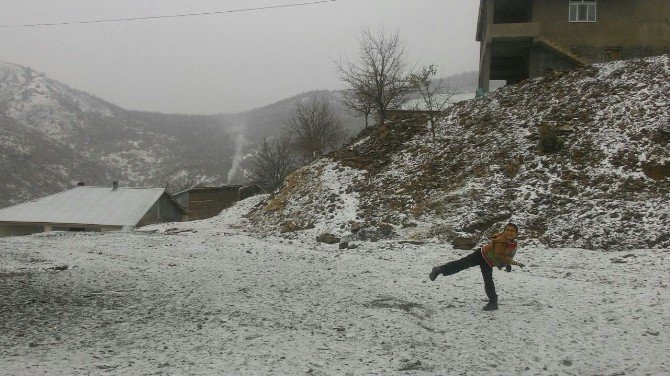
[335,27,413,128]
[285,96,344,163]
[249,134,295,192]
[408,64,457,141]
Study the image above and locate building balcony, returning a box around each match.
[486,22,540,41]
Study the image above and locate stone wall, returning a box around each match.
[187,187,240,220]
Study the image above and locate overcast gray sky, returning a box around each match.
[0,0,480,114]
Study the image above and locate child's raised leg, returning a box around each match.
[429,250,480,281]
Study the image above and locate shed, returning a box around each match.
[0,185,185,237]
[173,185,241,221]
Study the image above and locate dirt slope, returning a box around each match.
[246,55,670,251]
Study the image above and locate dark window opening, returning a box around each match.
[493,0,533,24]
[603,48,621,62]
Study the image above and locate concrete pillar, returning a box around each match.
[44,225,52,233]
[478,42,492,92]
[478,0,494,92]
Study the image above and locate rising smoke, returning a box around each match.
[226,125,250,185]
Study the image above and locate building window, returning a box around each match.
[569,0,596,22]
[603,48,621,62]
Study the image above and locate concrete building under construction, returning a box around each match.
[477,0,670,90]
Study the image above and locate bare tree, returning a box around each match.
[335,28,413,128]
[408,64,457,141]
[249,135,295,192]
[339,88,374,129]
[285,96,344,163]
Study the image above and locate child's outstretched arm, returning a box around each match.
[504,260,525,272]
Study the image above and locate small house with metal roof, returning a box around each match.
[0,183,186,237]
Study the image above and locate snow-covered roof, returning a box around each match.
[401,92,475,111]
[0,186,168,227]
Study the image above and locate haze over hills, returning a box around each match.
[0,61,480,208]
[0,62,383,207]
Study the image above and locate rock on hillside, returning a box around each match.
[245,55,670,251]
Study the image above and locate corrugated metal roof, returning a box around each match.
[174,185,242,196]
[0,187,166,227]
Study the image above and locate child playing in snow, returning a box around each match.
[428,223,524,311]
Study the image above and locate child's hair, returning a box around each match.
[505,223,519,233]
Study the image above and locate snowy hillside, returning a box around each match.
[0,61,248,205]
[0,195,668,375]
[245,55,670,251]
[0,62,114,140]
[0,64,243,206]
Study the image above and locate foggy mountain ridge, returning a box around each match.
[0,64,352,207]
[0,61,479,208]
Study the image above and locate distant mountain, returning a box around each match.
[0,62,365,207]
[0,61,480,208]
[0,62,237,206]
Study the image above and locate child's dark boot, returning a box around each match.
[429,266,443,281]
[483,300,498,311]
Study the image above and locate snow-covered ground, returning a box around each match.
[1,197,668,375]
